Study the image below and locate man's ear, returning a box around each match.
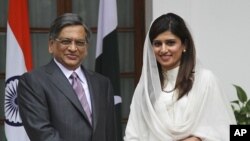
[48,40,54,53]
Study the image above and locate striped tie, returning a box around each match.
[70,72,92,125]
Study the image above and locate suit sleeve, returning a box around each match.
[17,73,65,141]
[105,79,117,141]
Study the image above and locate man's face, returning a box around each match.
[49,25,88,70]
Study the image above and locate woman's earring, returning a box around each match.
[183,49,186,53]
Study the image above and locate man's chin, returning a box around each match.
[63,62,80,70]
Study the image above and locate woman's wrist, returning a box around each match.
[179,136,202,141]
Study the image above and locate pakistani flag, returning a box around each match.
[5,0,32,140]
[95,0,122,140]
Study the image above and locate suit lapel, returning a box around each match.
[45,60,91,124]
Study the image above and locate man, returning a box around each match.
[17,13,116,141]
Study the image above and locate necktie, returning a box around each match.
[70,72,92,125]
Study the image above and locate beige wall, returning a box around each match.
[146,0,250,100]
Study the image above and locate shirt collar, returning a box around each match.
[53,58,85,82]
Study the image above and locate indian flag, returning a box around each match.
[5,0,32,140]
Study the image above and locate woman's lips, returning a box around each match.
[160,54,171,61]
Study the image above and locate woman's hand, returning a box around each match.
[179,136,202,141]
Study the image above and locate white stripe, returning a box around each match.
[96,0,118,58]
[5,23,30,141]
[5,126,30,141]
[6,23,27,80]
[114,95,122,105]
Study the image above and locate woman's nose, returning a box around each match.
[160,44,168,54]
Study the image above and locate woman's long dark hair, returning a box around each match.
[149,13,196,100]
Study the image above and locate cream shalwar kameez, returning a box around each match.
[124,31,236,141]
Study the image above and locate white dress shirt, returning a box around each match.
[54,58,92,111]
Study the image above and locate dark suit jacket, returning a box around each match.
[17,60,116,141]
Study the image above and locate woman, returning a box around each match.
[124,13,236,141]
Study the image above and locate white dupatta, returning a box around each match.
[124,30,236,141]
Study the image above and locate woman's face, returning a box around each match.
[152,31,185,71]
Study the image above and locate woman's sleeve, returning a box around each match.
[124,95,141,141]
[192,70,236,141]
